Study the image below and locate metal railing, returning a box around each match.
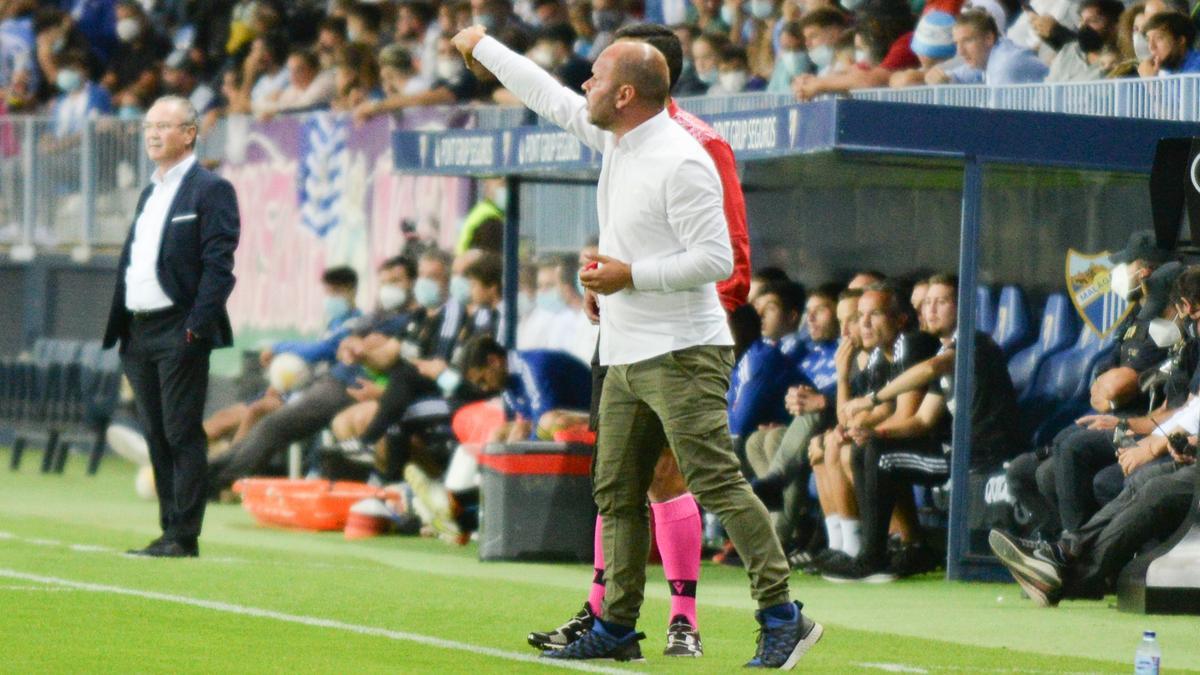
[2,75,1198,255]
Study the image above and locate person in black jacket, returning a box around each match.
[102,95,240,558]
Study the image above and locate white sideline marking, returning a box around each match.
[0,585,76,592]
[856,664,929,673]
[0,569,637,674]
[853,662,1103,675]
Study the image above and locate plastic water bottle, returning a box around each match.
[1134,631,1161,674]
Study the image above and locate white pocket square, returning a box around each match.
[171,213,197,223]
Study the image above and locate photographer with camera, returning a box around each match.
[989,265,1200,607]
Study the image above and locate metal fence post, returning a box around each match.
[12,118,36,261]
[74,119,95,262]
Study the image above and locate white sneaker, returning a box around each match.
[106,424,150,466]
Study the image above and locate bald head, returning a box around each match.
[603,41,670,106]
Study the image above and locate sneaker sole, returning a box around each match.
[780,620,823,670]
[988,531,1061,591]
[820,572,896,584]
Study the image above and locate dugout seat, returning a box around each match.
[991,285,1034,359]
[976,285,996,336]
[1007,293,1079,398]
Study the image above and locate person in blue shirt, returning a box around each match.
[262,266,362,368]
[928,10,1047,85]
[1139,11,1200,77]
[728,280,810,440]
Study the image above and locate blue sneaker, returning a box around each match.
[745,602,823,669]
[541,619,645,662]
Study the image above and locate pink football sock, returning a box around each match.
[588,514,605,615]
[651,493,701,628]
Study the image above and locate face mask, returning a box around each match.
[1133,32,1151,61]
[449,275,471,305]
[1109,263,1138,300]
[117,105,141,120]
[778,49,809,73]
[809,44,834,70]
[748,0,774,19]
[530,45,556,69]
[324,296,350,320]
[116,18,142,43]
[517,292,534,318]
[1149,317,1184,348]
[575,276,585,297]
[720,4,736,25]
[491,185,508,209]
[855,48,869,64]
[436,57,463,81]
[473,13,496,30]
[51,36,66,54]
[378,283,408,311]
[698,66,719,85]
[1077,26,1105,53]
[719,70,748,92]
[536,290,566,313]
[592,9,623,32]
[413,277,444,308]
[842,0,865,10]
[55,69,82,92]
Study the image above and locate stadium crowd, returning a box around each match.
[2,0,1200,132]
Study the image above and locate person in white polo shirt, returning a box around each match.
[452,26,822,668]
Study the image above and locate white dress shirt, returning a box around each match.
[125,153,196,311]
[474,37,733,366]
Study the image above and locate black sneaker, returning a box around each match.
[527,603,595,651]
[745,601,823,669]
[888,541,941,578]
[663,615,703,657]
[820,554,896,584]
[987,530,1064,607]
[540,620,645,662]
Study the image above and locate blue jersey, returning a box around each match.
[728,336,809,437]
[502,350,592,436]
[799,338,838,401]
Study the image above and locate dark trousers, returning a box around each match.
[1050,425,1116,533]
[210,375,353,487]
[121,308,210,546]
[360,361,439,444]
[1006,450,1060,538]
[1063,462,1196,597]
[853,436,949,568]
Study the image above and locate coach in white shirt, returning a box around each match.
[453,28,821,667]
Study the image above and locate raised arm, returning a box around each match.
[454,28,609,152]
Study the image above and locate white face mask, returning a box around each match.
[530,45,557,69]
[698,66,719,85]
[116,18,142,43]
[748,0,774,19]
[777,50,810,73]
[1149,317,1184,348]
[809,44,834,70]
[378,283,408,311]
[855,48,869,64]
[1110,263,1137,300]
[719,70,748,92]
[436,57,464,81]
[1133,32,1151,61]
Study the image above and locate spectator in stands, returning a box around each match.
[101,1,171,109]
[346,3,385,49]
[253,48,336,119]
[670,23,709,95]
[240,32,291,112]
[710,42,766,93]
[202,67,247,131]
[316,16,350,71]
[990,266,1200,607]
[162,54,216,118]
[800,9,849,77]
[1,0,39,111]
[527,23,592,92]
[587,0,634,59]
[793,10,923,100]
[689,31,728,92]
[1109,2,1148,77]
[926,10,1048,85]
[331,43,385,113]
[1047,0,1124,82]
[767,20,810,94]
[394,1,439,80]
[45,49,111,144]
[1138,11,1200,76]
[889,11,958,88]
[472,0,533,46]
[33,8,98,109]
[533,0,570,26]
[517,254,584,352]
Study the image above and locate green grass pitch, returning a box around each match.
[1,450,1197,673]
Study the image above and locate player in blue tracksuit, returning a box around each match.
[728,281,810,439]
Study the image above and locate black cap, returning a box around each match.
[1111,230,1170,265]
[1137,261,1183,320]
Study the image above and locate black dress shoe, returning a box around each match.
[126,540,198,558]
[126,537,169,556]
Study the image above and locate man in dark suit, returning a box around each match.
[102,95,240,558]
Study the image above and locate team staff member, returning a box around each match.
[454,26,821,668]
[103,95,240,558]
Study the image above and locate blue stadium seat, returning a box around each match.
[991,285,1034,359]
[1006,293,1079,398]
[1021,327,1116,446]
[976,285,996,336]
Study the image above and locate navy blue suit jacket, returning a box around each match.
[103,160,240,350]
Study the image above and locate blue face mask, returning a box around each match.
[324,296,350,321]
[778,50,810,74]
[413,277,444,308]
[117,105,141,121]
[56,69,82,93]
[449,275,471,306]
[808,45,834,70]
[536,290,566,313]
[575,276,585,298]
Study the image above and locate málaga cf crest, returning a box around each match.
[1066,249,1133,338]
